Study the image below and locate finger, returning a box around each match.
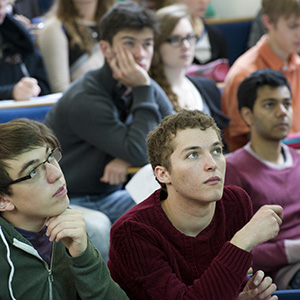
[250,270,264,288]
[267,205,283,221]
[47,215,85,242]
[116,47,134,72]
[257,282,277,299]
[108,56,122,80]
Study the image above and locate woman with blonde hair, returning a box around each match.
[37,0,114,93]
[150,4,229,145]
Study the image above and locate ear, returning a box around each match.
[154,165,171,185]
[240,107,253,127]
[99,40,114,60]
[262,14,274,32]
[0,196,15,212]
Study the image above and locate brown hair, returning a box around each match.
[149,4,191,111]
[262,0,300,23]
[0,119,60,196]
[146,110,222,189]
[134,0,173,10]
[48,0,114,52]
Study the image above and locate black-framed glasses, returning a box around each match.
[8,148,62,186]
[165,34,198,48]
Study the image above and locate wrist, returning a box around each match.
[230,232,253,252]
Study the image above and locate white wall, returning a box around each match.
[211,0,261,18]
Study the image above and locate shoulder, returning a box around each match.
[188,75,217,89]
[42,16,63,31]
[111,190,162,234]
[226,147,249,165]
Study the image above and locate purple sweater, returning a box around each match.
[225,143,300,288]
[108,186,253,300]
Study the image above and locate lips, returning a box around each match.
[204,176,221,185]
[275,122,290,129]
[53,185,67,197]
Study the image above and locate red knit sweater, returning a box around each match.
[108,185,253,300]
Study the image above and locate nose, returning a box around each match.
[276,103,289,117]
[132,43,146,60]
[203,153,217,172]
[182,39,191,49]
[45,162,63,183]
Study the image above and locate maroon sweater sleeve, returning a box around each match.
[108,186,253,300]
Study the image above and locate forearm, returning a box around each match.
[72,239,129,300]
[110,239,252,300]
[70,85,171,166]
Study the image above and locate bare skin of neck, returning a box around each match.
[161,193,216,237]
[75,0,98,23]
[250,134,284,165]
[266,35,290,64]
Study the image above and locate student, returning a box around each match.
[175,0,228,65]
[149,4,229,145]
[222,0,300,152]
[0,119,128,299]
[37,0,114,93]
[225,69,300,290]
[45,1,174,248]
[108,109,282,300]
[0,0,50,100]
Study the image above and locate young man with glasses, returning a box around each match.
[0,119,128,299]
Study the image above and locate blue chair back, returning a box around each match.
[273,289,300,299]
[0,105,52,123]
[208,18,253,66]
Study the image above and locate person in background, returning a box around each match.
[222,0,300,152]
[45,1,174,259]
[175,0,228,65]
[134,0,228,65]
[225,69,300,290]
[0,0,50,100]
[149,4,229,149]
[37,0,113,93]
[108,109,282,300]
[0,118,129,299]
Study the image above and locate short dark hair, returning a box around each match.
[99,1,159,44]
[262,0,300,23]
[0,119,60,196]
[237,68,292,111]
[147,110,222,190]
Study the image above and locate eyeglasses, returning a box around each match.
[165,34,198,48]
[7,148,62,186]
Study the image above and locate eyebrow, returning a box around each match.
[18,146,50,177]
[261,97,292,103]
[121,36,154,42]
[181,141,222,154]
